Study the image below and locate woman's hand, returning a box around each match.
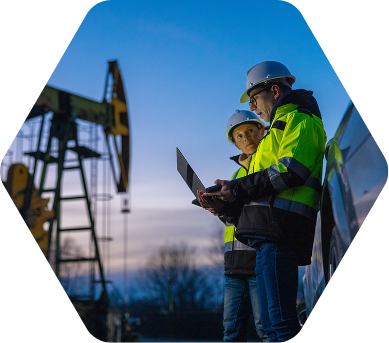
[197,190,225,216]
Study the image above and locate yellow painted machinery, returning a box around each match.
[2,60,131,341]
[5,163,54,254]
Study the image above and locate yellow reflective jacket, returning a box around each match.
[224,159,256,276]
[226,90,327,265]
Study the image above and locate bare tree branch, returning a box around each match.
[137,242,217,313]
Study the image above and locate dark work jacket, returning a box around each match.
[224,155,256,277]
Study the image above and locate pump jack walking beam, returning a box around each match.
[28,60,130,194]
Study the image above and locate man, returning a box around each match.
[200,110,267,342]
[200,61,327,342]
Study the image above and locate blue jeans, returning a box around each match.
[255,243,301,342]
[223,275,267,342]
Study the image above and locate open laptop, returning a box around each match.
[176,147,221,205]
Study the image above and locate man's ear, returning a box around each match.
[272,84,281,99]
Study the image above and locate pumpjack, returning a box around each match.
[3,60,130,341]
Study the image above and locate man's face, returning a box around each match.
[249,86,278,122]
[232,123,265,155]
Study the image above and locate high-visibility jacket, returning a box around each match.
[225,89,327,265]
[224,157,256,276]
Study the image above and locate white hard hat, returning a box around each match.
[225,110,266,143]
[240,61,296,103]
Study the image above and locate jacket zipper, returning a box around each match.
[269,194,276,224]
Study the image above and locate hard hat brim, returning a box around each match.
[240,90,250,103]
[239,81,268,103]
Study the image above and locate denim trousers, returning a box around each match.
[223,275,267,342]
[255,242,301,342]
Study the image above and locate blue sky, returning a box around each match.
[3,0,352,274]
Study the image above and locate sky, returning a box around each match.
[5,0,353,272]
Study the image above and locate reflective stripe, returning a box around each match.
[278,156,311,180]
[225,225,255,252]
[268,163,321,195]
[225,240,256,252]
[268,164,289,193]
[245,195,272,207]
[231,165,248,181]
[244,196,317,221]
[273,197,317,221]
[231,170,239,180]
[304,176,322,194]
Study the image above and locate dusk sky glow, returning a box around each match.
[4,0,353,274]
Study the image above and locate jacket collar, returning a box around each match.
[269,88,322,125]
[230,153,252,170]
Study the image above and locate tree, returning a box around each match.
[138,242,216,313]
[205,222,226,310]
[207,221,225,270]
[58,237,87,295]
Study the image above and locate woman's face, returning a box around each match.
[232,123,265,155]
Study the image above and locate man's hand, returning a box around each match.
[203,179,236,202]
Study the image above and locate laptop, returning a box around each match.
[176,147,221,205]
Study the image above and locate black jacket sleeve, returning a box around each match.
[216,198,245,226]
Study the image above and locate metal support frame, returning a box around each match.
[10,60,132,341]
[26,111,108,300]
